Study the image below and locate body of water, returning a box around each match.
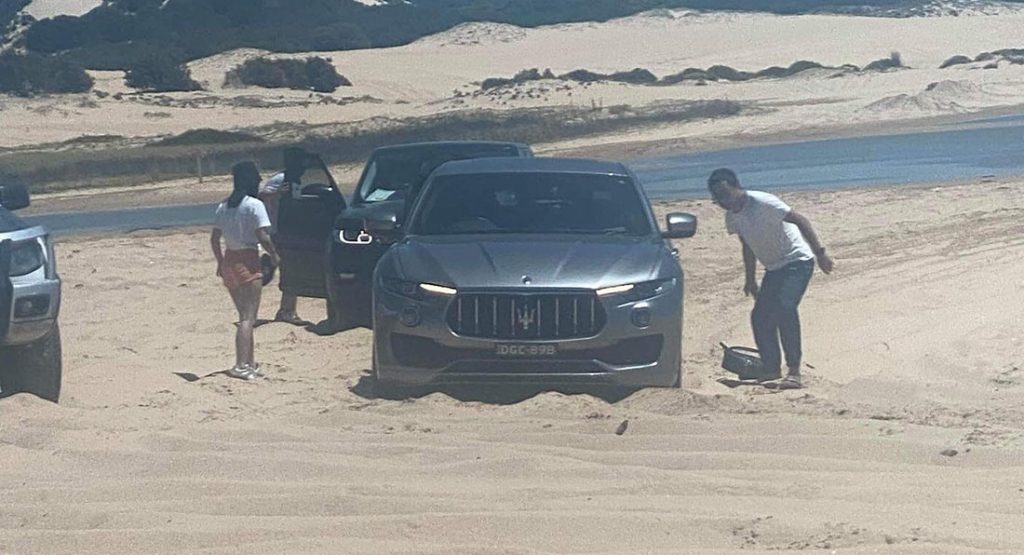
[632,120,1024,199]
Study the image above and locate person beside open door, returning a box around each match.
[259,170,303,325]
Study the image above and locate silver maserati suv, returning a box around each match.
[371,157,696,389]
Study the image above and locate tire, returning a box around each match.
[325,299,350,332]
[325,273,372,331]
[0,325,62,403]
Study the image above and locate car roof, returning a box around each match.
[432,157,630,177]
[372,141,530,154]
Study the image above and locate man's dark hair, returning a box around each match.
[707,168,741,189]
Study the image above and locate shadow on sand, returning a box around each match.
[349,374,638,405]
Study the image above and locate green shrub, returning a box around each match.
[125,54,201,92]
[227,56,350,93]
[0,52,93,96]
[706,65,753,81]
[939,55,972,69]
[863,51,904,72]
[305,56,350,92]
[607,68,657,84]
[151,128,264,147]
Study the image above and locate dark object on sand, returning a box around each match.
[261,254,276,286]
[615,420,629,436]
[720,343,780,381]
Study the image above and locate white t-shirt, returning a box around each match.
[725,190,814,271]
[214,196,272,251]
[261,172,286,195]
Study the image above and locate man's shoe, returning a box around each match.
[274,311,305,326]
[777,372,802,390]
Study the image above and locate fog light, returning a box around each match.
[400,306,421,327]
[631,307,652,328]
[14,295,50,319]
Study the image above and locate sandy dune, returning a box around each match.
[21,0,101,19]
[3,177,1024,552]
[3,10,1024,153]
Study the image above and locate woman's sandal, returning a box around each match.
[226,365,256,381]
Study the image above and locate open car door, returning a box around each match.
[275,149,347,299]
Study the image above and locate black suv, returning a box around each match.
[273,141,532,330]
[0,183,62,402]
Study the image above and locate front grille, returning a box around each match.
[390,334,663,370]
[447,292,606,339]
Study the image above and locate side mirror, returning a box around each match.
[663,212,697,239]
[0,184,30,211]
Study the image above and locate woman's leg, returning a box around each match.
[228,280,263,368]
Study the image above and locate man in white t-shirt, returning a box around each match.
[259,171,302,325]
[708,168,834,389]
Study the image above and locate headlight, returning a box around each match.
[10,240,44,277]
[382,279,456,300]
[597,278,675,303]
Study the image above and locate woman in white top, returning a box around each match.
[210,162,281,380]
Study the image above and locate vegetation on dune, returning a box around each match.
[125,53,202,92]
[862,51,904,72]
[10,0,1020,73]
[940,48,1024,69]
[479,54,905,92]
[940,55,973,69]
[150,128,264,147]
[0,0,29,32]
[1,99,743,191]
[0,52,93,96]
[225,57,351,93]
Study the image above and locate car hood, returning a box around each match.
[389,235,672,289]
[334,199,405,228]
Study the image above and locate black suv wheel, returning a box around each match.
[0,325,62,403]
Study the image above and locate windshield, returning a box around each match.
[410,172,653,236]
[356,145,522,204]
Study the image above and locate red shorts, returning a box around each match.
[221,249,261,290]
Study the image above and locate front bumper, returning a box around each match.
[373,284,683,388]
[3,276,60,347]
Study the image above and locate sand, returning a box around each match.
[21,0,101,20]
[3,9,1024,155]
[3,176,1024,552]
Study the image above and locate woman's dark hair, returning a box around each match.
[227,161,262,208]
[707,168,741,190]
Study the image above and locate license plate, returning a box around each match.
[495,344,558,357]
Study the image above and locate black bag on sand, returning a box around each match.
[720,343,780,381]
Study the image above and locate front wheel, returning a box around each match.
[0,325,62,403]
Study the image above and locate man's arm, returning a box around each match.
[784,210,834,274]
[741,238,758,297]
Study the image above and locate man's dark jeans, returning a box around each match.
[752,258,814,375]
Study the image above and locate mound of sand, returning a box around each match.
[414,21,528,48]
[22,0,100,19]
[861,79,990,114]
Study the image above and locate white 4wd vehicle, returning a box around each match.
[0,183,62,402]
